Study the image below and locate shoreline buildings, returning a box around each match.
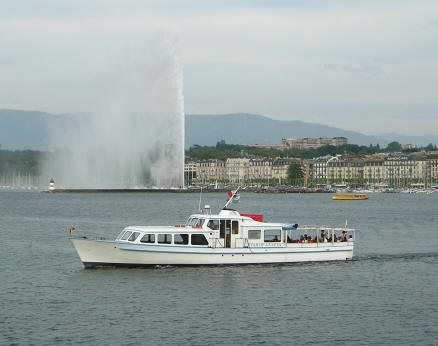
[185,151,438,187]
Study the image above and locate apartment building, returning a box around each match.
[272,158,301,181]
[311,155,332,182]
[363,158,385,184]
[426,152,438,184]
[184,158,197,182]
[248,158,274,181]
[327,156,364,183]
[197,159,227,183]
[226,158,251,183]
[282,137,348,150]
[384,155,426,185]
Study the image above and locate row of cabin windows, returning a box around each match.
[248,229,282,242]
[119,231,208,246]
[119,229,281,243]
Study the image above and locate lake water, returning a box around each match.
[1,190,437,345]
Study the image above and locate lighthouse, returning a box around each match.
[49,178,55,192]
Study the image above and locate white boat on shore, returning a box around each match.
[71,191,355,267]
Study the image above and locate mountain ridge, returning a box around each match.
[1,109,437,150]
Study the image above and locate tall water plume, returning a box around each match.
[42,34,184,188]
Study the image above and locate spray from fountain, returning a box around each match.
[42,34,185,188]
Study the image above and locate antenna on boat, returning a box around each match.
[198,186,203,212]
[223,187,240,209]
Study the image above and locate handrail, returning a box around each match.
[296,226,357,232]
[234,237,249,248]
[209,237,224,248]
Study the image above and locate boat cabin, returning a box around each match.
[115,208,355,249]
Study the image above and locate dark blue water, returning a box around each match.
[1,190,437,345]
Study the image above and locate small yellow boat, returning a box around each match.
[332,193,368,200]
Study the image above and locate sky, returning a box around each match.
[1,0,437,135]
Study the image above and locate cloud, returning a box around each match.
[324,62,382,76]
[1,1,438,135]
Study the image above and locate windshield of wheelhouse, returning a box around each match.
[186,218,205,227]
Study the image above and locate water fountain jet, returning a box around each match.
[42,35,185,189]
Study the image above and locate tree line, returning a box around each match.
[186,140,437,161]
[1,140,437,177]
[0,150,43,176]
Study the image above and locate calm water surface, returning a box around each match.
[1,190,437,345]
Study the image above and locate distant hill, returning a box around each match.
[0,109,51,150]
[186,113,438,147]
[0,109,89,150]
[186,113,383,147]
[1,109,438,150]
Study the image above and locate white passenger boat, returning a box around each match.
[71,191,355,267]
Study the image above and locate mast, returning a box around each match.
[223,187,240,209]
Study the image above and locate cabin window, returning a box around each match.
[121,231,132,240]
[158,234,172,244]
[188,218,205,227]
[128,232,140,242]
[191,234,208,246]
[207,219,220,230]
[188,218,197,226]
[117,231,126,239]
[264,229,281,242]
[174,234,189,245]
[232,221,239,234]
[140,234,155,243]
[248,230,261,240]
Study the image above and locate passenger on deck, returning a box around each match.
[342,231,348,242]
[348,235,354,242]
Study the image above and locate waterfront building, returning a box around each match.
[426,152,438,186]
[272,158,301,183]
[248,158,274,182]
[327,156,364,184]
[226,158,251,183]
[184,158,197,183]
[311,155,332,183]
[197,159,226,183]
[363,158,385,184]
[384,154,426,186]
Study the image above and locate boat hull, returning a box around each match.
[71,239,354,268]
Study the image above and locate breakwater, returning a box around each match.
[45,188,333,193]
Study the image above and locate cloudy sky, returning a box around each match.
[1,0,437,135]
